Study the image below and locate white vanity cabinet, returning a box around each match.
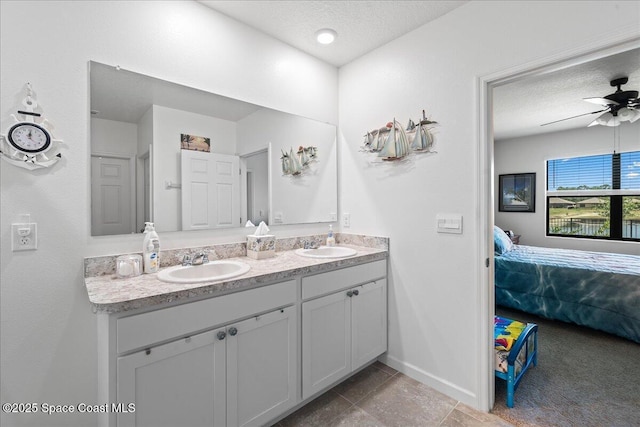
[116,328,225,427]
[99,280,298,427]
[92,250,389,427]
[301,260,387,399]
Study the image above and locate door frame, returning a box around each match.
[476,35,640,410]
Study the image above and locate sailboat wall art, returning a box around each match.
[362,110,437,162]
[281,145,318,176]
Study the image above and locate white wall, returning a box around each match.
[495,123,639,255]
[0,1,337,426]
[339,0,639,408]
[152,105,237,232]
[90,118,138,156]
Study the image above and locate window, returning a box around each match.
[546,151,640,241]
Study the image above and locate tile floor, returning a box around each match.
[273,362,513,427]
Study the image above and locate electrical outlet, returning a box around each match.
[12,223,37,251]
[342,213,351,228]
[329,212,337,221]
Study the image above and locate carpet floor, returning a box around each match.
[492,306,640,427]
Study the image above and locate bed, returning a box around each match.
[494,315,538,408]
[493,226,640,344]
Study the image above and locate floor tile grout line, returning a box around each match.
[353,402,391,427]
[437,401,458,426]
[328,364,399,426]
[323,399,356,427]
[332,364,399,406]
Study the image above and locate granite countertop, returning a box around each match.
[85,244,387,314]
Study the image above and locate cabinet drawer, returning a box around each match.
[117,280,296,354]
[302,260,386,300]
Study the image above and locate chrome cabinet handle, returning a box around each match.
[347,291,353,297]
[228,327,238,336]
[217,331,226,340]
[353,289,359,296]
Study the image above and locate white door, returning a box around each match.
[226,306,297,427]
[302,291,351,400]
[116,329,226,427]
[91,155,134,236]
[351,280,387,370]
[182,151,240,230]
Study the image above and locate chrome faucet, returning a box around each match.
[303,241,319,250]
[181,251,209,266]
[191,251,209,265]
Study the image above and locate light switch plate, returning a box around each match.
[436,214,462,234]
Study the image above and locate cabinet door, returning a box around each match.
[116,329,226,427]
[302,291,351,400]
[226,306,297,427]
[352,279,387,370]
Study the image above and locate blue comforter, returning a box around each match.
[495,245,640,343]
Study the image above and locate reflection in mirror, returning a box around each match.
[89,61,337,236]
[241,150,269,226]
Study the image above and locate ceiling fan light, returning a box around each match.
[618,107,640,123]
[605,115,621,127]
[595,112,613,126]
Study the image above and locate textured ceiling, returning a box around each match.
[493,47,640,140]
[198,1,639,140]
[198,0,468,67]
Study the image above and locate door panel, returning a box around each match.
[91,156,133,236]
[352,280,387,370]
[182,151,240,230]
[227,306,297,427]
[302,292,351,399]
[116,329,226,427]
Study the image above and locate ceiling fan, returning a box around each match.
[541,77,640,127]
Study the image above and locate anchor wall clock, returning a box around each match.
[1,83,63,170]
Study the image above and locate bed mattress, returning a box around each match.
[495,245,640,343]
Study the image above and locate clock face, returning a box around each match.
[8,122,51,153]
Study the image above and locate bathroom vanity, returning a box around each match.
[85,235,388,427]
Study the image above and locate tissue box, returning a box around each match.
[246,234,276,259]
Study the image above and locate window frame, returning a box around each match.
[546,151,640,242]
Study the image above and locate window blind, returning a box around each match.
[547,153,611,191]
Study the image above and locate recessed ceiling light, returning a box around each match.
[316,28,337,45]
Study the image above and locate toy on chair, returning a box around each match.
[494,315,538,408]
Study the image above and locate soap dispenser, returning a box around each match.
[142,222,160,273]
[326,224,335,247]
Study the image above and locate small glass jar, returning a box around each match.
[116,254,142,278]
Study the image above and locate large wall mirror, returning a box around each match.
[89,61,337,236]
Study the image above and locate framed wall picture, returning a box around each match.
[181,134,210,152]
[499,173,536,212]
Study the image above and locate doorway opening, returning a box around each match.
[479,37,640,411]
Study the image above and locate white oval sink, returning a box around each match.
[157,260,250,284]
[295,246,357,259]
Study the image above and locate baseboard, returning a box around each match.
[378,354,480,410]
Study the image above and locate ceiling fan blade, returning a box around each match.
[583,97,619,106]
[540,109,609,126]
